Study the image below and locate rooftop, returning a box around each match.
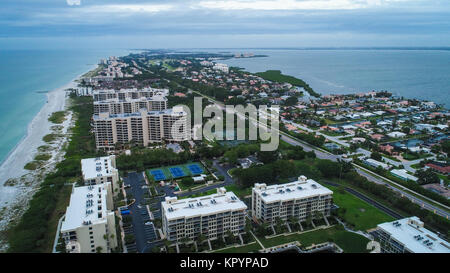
[93,106,186,120]
[61,183,111,232]
[253,176,333,203]
[162,188,247,220]
[81,156,116,180]
[93,95,167,105]
[377,217,450,253]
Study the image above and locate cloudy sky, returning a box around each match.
[1,0,449,49]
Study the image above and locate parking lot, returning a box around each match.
[122,172,160,253]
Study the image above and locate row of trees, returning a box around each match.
[8,95,104,252]
[342,171,450,238]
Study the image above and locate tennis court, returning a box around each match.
[187,163,203,175]
[147,162,206,181]
[150,170,166,181]
[169,167,186,178]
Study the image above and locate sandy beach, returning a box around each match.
[0,66,95,246]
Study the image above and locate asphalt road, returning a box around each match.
[196,91,450,220]
[123,172,160,253]
[322,180,403,219]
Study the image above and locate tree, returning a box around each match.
[197,233,207,244]
[284,96,298,106]
[371,151,382,161]
[442,140,450,156]
[317,160,341,178]
[257,150,279,164]
[416,169,440,185]
[180,177,194,187]
[95,246,103,253]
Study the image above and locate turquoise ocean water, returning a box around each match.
[0,49,128,164]
[1,48,449,164]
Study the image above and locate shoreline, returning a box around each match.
[0,66,96,247]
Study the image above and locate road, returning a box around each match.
[354,166,450,219]
[191,90,450,220]
[322,180,403,219]
[123,172,160,253]
[177,159,234,198]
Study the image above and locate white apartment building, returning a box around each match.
[93,88,169,102]
[212,63,229,73]
[61,183,118,253]
[81,155,120,194]
[93,107,188,150]
[376,217,450,253]
[252,176,333,224]
[93,96,168,115]
[161,188,247,241]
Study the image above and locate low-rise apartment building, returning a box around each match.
[251,176,333,224]
[61,183,118,253]
[375,217,450,253]
[93,107,188,150]
[81,155,120,194]
[161,188,247,241]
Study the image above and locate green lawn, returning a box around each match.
[214,242,261,253]
[326,185,395,231]
[258,226,370,253]
[179,188,217,199]
[225,184,252,198]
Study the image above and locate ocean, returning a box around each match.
[1,48,449,164]
[0,49,129,164]
[219,49,450,107]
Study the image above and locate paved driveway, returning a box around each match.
[123,172,159,253]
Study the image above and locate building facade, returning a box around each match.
[251,176,333,224]
[81,155,120,194]
[93,107,188,150]
[161,188,247,241]
[375,217,450,253]
[92,88,169,102]
[93,96,168,115]
[61,183,118,253]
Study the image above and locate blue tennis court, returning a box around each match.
[187,164,203,175]
[169,167,185,178]
[150,170,166,181]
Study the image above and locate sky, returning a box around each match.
[0,0,450,49]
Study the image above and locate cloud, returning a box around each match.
[67,0,81,6]
[194,0,367,10]
[74,4,174,15]
[193,0,426,11]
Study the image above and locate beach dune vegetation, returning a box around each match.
[48,111,66,124]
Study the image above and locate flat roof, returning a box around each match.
[377,217,450,253]
[162,191,247,220]
[253,178,333,203]
[61,184,111,232]
[81,156,116,180]
[390,169,418,181]
[93,95,167,105]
